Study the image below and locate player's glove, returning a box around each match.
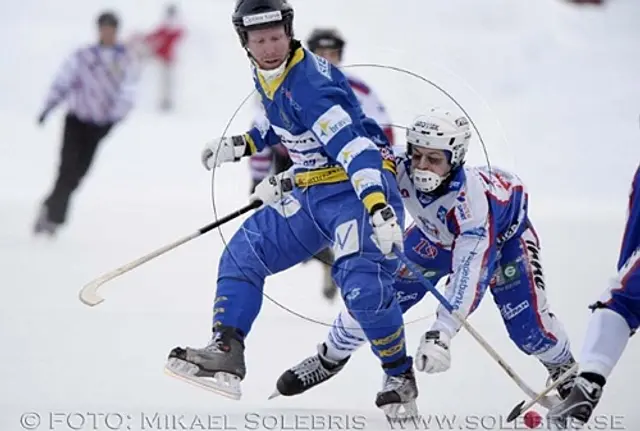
[415,330,451,374]
[370,203,403,256]
[201,135,247,170]
[250,170,294,208]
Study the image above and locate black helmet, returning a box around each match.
[306,28,345,53]
[232,0,294,46]
[97,11,119,28]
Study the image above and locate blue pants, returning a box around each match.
[593,165,640,332]
[594,252,640,332]
[393,220,571,362]
[213,172,412,375]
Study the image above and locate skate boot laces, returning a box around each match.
[291,356,332,386]
[383,374,408,392]
[204,332,231,354]
[545,362,576,398]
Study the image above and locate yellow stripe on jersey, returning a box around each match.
[294,161,396,189]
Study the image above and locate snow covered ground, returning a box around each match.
[1,0,638,429]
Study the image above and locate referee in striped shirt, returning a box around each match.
[34,11,139,236]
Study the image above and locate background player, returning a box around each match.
[129,4,185,111]
[548,164,639,428]
[268,108,577,406]
[143,4,185,111]
[248,27,396,301]
[164,0,416,420]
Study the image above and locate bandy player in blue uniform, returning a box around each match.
[549,164,640,428]
[267,108,578,409]
[164,0,419,419]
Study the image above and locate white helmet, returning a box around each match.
[406,108,472,193]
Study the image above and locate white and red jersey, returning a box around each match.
[396,158,529,332]
[143,16,184,64]
[248,71,394,181]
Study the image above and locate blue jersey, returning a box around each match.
[243,44,395,213]
[618,164,640,271]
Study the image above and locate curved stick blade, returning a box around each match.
[78,278,109,307]
[507,400,525,422]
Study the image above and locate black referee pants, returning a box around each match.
[43,114,113,224]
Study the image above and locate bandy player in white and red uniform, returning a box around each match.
[270,109,579,410]
[129,4,184,111]
[248,27,396,300]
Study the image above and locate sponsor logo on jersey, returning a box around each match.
[437,206,447,223]
[279,108,292,130]
[396,291,419,304]
[462,226,487,238]
[497,221,520,246]
[456,201,472,221]
[312,105,352,144]
[418,216,440,237]
[525,239,546,291]
[500,300,530,320]
[283,89,302,111]
[311,53,331,80]
[454,251,477,307]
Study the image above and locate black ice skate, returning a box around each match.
[375,367,419,422]
[269,342,349,399]
[544,356,578,400]
[547,375,604,429]
[164,326,246,400]
[33,205,58,237]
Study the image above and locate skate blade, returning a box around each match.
[381,400,419,423]
[268,389,281,400]
[164,357,242,400]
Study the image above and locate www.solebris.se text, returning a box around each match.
[18,411,627,430]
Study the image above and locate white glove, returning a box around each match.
[250,170,295,207]
[370,204,403,255]
[415,330,451,374]
[201,135,247,170]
